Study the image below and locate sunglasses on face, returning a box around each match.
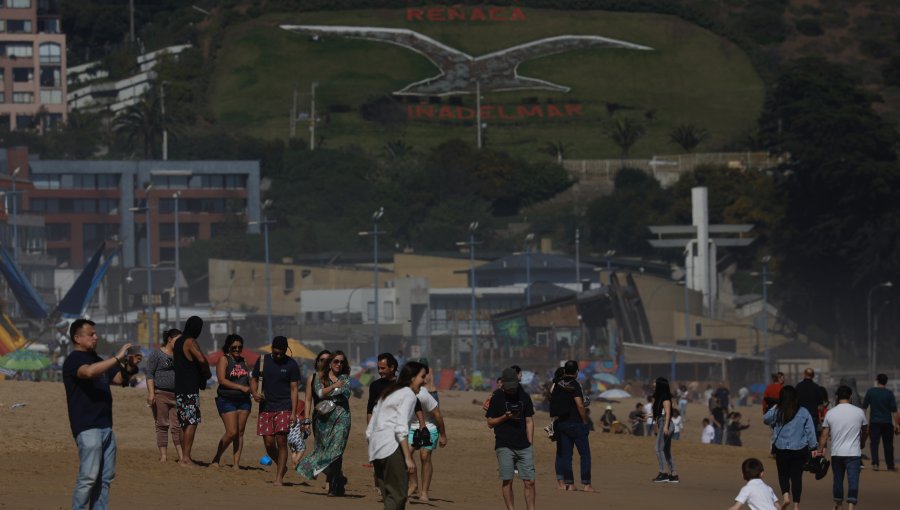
[331,359,345,365]
[230,345,243,352]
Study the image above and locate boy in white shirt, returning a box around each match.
[701,418,715,444]
[727,457,779,510]
[817,385,868,510]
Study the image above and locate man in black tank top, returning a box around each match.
[174,316,211,467]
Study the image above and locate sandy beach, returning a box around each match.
[1,379,896,509]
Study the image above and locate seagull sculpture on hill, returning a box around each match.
[281,25,653,96]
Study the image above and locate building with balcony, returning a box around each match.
[0,0,66,131]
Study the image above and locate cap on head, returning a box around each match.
[183,316,203,339]
[501,367,519,391]
[606,405,612,410]
[271,335,288,351]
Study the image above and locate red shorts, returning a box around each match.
[257,410,291,436]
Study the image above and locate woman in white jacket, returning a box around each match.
[366,361,427,510]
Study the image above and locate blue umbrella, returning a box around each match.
[592,372,621,385]
[749,383,767,394]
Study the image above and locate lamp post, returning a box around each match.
[867,281,892,379]
[359,207,384,358]
[173,191,181,325]
[262,200,274,341]
[574,228,581,286]
[604,249,615,271]
[129,183,154,338]
[524,233,534,306]
[873,299,891,375]
[456,222,479,372]
[761,256,770,377]
[10,167,19,262]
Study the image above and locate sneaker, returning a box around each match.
[872,464,880,472]
[667,474,680,483]
[652,472,669,483]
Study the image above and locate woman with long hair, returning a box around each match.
[366,361,427,510]
[145,328,183,462]
[763,385,818,510]
[304,350,331,429]
[651,377,678,483]
[297,350,352,496]
[210,334,252,469]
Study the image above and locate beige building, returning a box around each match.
[0,0,66,131]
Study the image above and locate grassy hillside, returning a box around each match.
[209,8,764,159]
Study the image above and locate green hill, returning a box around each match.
[209,8,764,159]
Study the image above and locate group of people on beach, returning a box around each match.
[60,315,898,510]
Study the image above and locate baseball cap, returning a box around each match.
[501,367,519,391]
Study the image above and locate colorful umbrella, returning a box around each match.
[592,372,621,385]
[0,350,51,371]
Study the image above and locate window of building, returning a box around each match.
[7,0,33,8]
[96,174,119,188]
[6,42,33,58]
[15,114,34,128]
[37,19,60,33]
[150,174,190,189]
[45,223,70,241]
[47,247,70,265]
[7,19,32,33]
[284,269,294,292]
[39,66,60,88]
[13,67,33,83]
[42,113,63,131]
[158,222,198,241]
[38,42,60,64]
[0,21,5,33]
[32,173,61,189]
[40,90,63,104]
[383,301,394,321]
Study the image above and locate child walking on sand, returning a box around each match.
[727,458,779,510]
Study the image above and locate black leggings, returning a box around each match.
[774,447,807,503]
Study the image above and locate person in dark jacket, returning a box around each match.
[795,368,827,431]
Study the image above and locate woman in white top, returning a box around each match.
[366,361,427,510]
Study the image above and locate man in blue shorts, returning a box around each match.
[486,367,535,510]
[408,359,448,501]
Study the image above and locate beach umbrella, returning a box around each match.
[749,383,767,394]
[0,350,51,371]
[599,389,632,399]
[595,382,608,393]
[257,338,317,359]
[592,372,621,385]
[360,356,378,369]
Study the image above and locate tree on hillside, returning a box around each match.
[114,87,168,158]
[668,124,709,153]
[607,118,646,158]
[541,140,572,163]
[760,57,900,362]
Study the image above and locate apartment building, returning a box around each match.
[0,0,66,131]
[1,147,261,269]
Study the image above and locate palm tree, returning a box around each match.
[114,86,170,158]
[668,124,709,153]
[607,118,646,157]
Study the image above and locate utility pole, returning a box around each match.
[290,82,298,139]
[129,0,135,43]
[160,84,167,161]
[309,82,318,150]
[476,81,482,149]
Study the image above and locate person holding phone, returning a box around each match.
[486,367,536,510]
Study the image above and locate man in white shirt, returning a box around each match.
[818,385,868,510]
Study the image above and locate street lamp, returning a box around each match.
[867,281,892,379]
[10,167,19,262]
[252,200,275,341]
[761,256,771,377]
[524,233,534,306]
[873,299,891,375]
[456,222,479,372]
[172,191,181,325]
[359,207,385,358]
[128,183,154,336]
[574,228,581,285]
[604,249,616,272]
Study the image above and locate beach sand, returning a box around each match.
[1,380,896,509]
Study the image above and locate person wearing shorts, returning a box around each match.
[173,316,210,467]
[486,367,535,510]
[210,334,253,469]
[407,365,448,502]
[251,336,300,486]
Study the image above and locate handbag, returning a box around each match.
[315,399,336,415]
